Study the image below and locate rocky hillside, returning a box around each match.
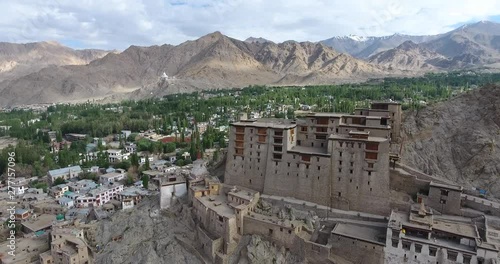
[368,41,449,71]
[95,194,303,264]
[0,41,111,81]
[94,196,203,264]
[402,85,500,198]
[0,32,387,107]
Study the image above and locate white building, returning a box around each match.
[47,166,82,184]
[99,171,125,184]
[10,177,28,195]
[49,185,69,199]
[139,155,154,165]
[107,149,130,163]
[159,176,187,209]
[76,184,124,207]
[121,130,132,139]
[117,187,150,210]
[125,143,137,153]
[58,197,74,209]
[89,166,99,174]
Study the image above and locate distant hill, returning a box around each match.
[0,41,112,81]
[244,37,273,44]
[368,41,449,71]
[321,21,500,64]
[421,21,500,65]
[0,32,388,107]
[2,21,500,107]
[321,34,439,59]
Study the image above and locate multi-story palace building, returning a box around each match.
[224,102,401,215]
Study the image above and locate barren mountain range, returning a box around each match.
[0,41,112,81]
[0,21,500,107]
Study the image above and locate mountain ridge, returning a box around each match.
[0,32,388,107]
[2,21,500,107]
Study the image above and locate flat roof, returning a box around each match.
[228,188,257,202]
[101,172,124,178]
[196,194,235,219]
[231,119,296,129]
[142,170,164,176]
[305,112,345,118]
[22,214,56,232]
[120,187,150,196]
[190,185,209,192]
[329,134,388,143]
[48,166,82,177]
[433,219,477,239]
[245,212,302,229]
[430,182,463,192]
[332,223,386,246]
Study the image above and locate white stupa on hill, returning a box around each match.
[161,72,168,79]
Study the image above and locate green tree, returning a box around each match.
[144,156,150,170]
[141,175,149,189]
[130,153,139,168]
[31,180,48,192]
[53,178,66,186]
[127,133,138,142]
[81,172,98,182]
[126,173,135,186]
[176,159,185,167]
[116,160,131,171]
[163,142,176,153]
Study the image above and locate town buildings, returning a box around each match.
[39,227,90,264]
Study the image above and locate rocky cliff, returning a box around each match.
[402,85,500,198]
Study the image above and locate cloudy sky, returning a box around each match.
[1,0,500,50]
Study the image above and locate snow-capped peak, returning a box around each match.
[332,34,370,41]
[347,34,368,41]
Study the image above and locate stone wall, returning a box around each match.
[303,240,332,263]
[390,168,430,196]
[462,195,500,217]
[329,233,385,264]
[261,195,387,223]
[242,215,299,250]
[195,225,223,262]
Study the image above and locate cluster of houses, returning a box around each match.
[0,163,156,264]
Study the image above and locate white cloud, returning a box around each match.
[0,0,499,50]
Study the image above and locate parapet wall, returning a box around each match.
[195,225,223,262]
[260,195,387,222]
[390,168,430,196]
[330,234,384,264]
[462,195,500,217]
